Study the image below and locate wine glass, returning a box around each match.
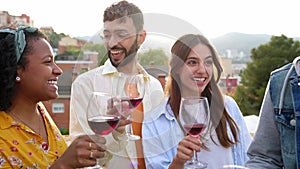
[113,73,145,141]
[179,96,210,169]
[86,92,121,169]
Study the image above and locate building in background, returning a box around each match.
[218,56,244,95]
[0,11,33,27]
[58,36,86,54]
[43,50,98,130]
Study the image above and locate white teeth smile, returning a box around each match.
[193,77,205,82]
[47,80,57,85]
[110,50,123,55]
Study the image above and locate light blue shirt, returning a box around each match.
[142,95,252,169]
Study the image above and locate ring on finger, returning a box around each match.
[90,150,94,158]
[89,142,92,149]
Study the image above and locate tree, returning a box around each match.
[42,30,68,48]
[55,46,81,60]
[81,43,107,66]
[138,48,169,66]
[233,35,300,116]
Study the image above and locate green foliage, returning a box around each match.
[81,43,107,66]
[99,53,108,66]
[233,35,300,116]
[138,48,169,66]
[55,46,81,60]
[43,30,68,48]
[59,128,69,135]
[55,42,108,66]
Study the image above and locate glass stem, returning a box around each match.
[126,122,132,134]
[193,150,198,162]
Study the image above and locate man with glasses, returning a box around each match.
[69,1,164,169]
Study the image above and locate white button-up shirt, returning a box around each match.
[69,60,164,169]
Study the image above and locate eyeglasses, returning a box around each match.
[100,30,137,42]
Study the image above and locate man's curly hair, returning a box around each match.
[103,0,144,33]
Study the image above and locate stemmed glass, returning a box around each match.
[113,73,145,141]
[179,96,210,169]
[86,92,121,169]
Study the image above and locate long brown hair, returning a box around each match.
[165,34,239,148]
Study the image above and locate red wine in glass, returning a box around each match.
[183,123,206,137]
[179,96,210,169]
[88,115,120,136]
[121,97,143,109]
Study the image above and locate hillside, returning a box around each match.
[210,32,271,57]
[77,32,300,59]
[211,32,300,58]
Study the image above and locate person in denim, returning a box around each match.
[246,56,300,169]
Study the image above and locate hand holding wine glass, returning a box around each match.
[86,92,121,169]
[179,96,210,169]
[114,73,145,141]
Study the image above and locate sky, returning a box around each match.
[2,0,300,39]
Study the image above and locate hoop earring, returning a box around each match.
[16,76,21,82]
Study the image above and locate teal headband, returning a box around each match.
[0,26,38,62]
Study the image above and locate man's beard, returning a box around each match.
[109,37,139,68]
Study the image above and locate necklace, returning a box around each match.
[9,108,45,139]
[9,107,52,166]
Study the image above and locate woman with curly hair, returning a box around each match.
[0,26,106,168]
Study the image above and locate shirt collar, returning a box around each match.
[0,102,47,130]
[102,60,118,75]
[165,98,176,120]
[102,60,150,81]
[147,97,175,121]
[0,111,16,129]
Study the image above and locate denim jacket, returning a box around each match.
[246,57,300,169]
[269,57,300,169]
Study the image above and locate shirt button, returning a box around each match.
[290,119,296,126]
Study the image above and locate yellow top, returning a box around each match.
[0,103,67,168]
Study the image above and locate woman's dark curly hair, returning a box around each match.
[0,27,48,111]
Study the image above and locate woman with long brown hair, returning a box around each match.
[142,34,251,169]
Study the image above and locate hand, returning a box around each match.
[112,118,131,141]
[107,97,132,119]
[107,98,132,140]
[51,135,107,168]
[173,135,201,165]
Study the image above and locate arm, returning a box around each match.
[142,108,180,169]
[143,76,164,114]
[225,96,252,165]
[245,85,283,168]
[69,77,94,137]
